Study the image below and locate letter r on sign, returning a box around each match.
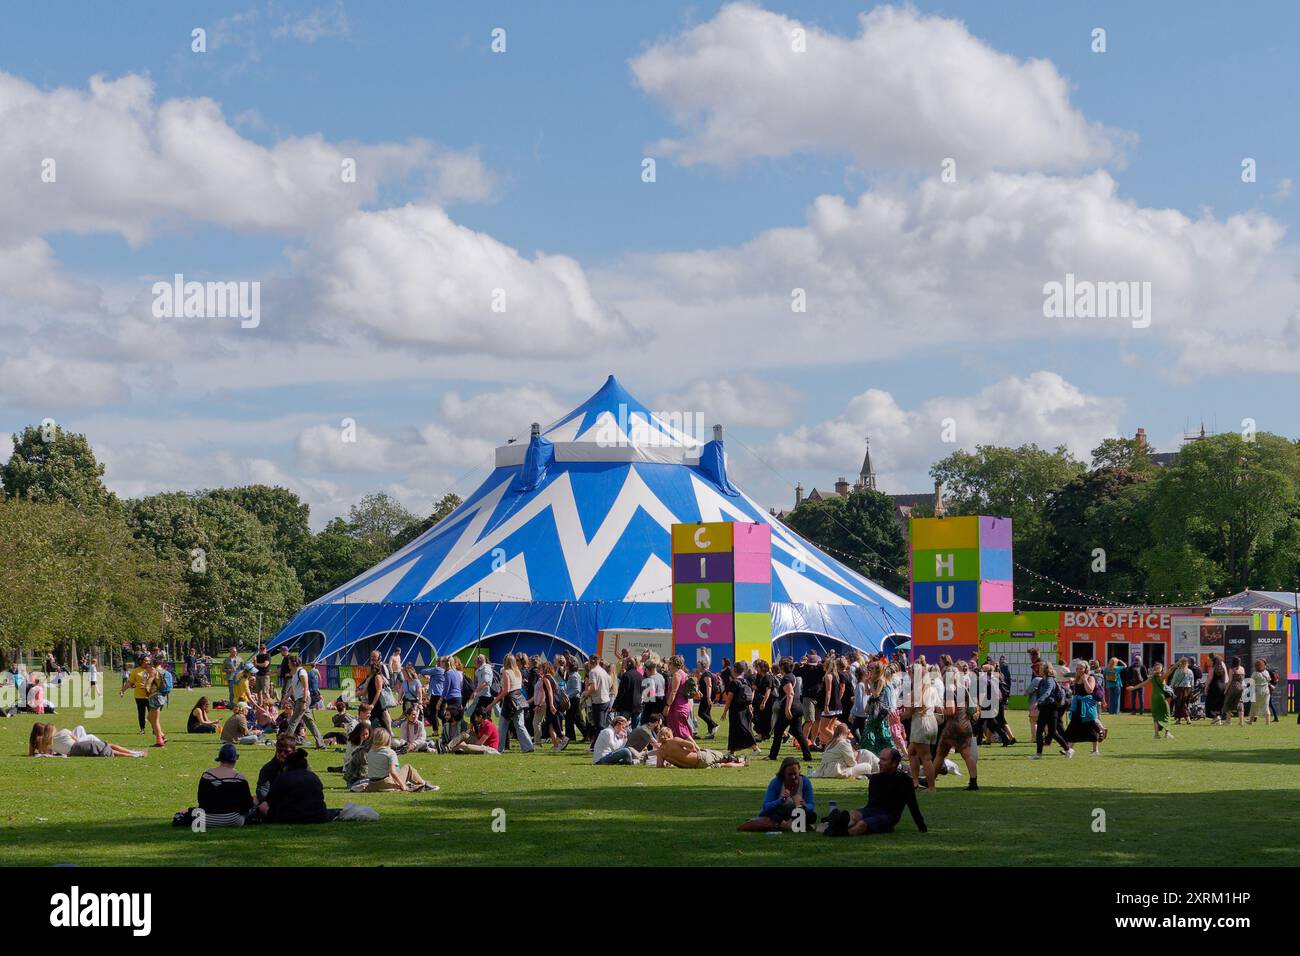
[695,588,711,610]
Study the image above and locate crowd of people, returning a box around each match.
[6,636,1292,838]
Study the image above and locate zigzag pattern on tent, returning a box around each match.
[273,376,911,663]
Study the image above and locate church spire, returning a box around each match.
[859,437,877,491]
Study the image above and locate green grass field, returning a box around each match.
[3,685,1298,866]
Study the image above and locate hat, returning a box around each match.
[217,743,240,763]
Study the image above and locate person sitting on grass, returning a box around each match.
[256,732,297,803]
[443,708,500,754]
[625,711,663,754]
[188,696,219,734]
[809,723,879,778]
[323,697,357,744]
[29,722,144,758]
[258,746,339,823]
[839,747,927,837]
[342,723,372,786]
[197,743,255,827]
[400,703,434,752]
[221,702,262,745]
[738,757,815,831]
[655,728,747,769]
[357,727,438,792]
[592,714,642,765]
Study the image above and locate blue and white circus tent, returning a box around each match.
[274,376,910,666]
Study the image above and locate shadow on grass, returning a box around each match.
[1103,747,1300,767]
[7,782,1299,867]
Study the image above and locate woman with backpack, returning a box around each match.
[722,659,756,753]
[1064,663,1104,756]
[144,657,170,749]
[365,650,394,735]
[493,655,534,753]
[856,660,895,754]
[1028,664,1073,759]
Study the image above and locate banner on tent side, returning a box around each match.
[597,628,673,664]
[671,521,772,671]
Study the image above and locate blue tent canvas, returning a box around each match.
[273,376,911,665]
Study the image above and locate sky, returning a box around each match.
[1,1,1297,528]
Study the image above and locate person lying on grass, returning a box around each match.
[655,728,746,768]
[29,722,144,758]
[738,757,814,831]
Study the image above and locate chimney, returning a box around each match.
[835,476,849,496]
[933,480,946,519]
[1135,427,1147,451]
[795,482,804,508]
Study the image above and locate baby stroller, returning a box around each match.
[1185,683,1206,721]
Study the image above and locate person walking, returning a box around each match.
[1249,659,1272,725]
[1028,664,1073,759]
[364,650,394,734]
[722,659,756,753]
[493,655,534,753]
[767,657,812,761]
[1064,663,1104,756]
[662,655,694,741]
[286,655,326,749]
[1206,653,1227,723]
[694,660,718,739]
[143,657,170,749]
[1170,658,1193,725]
[1222,656,1247,726]
[1148,662,1174,739]
[585,657,614,742]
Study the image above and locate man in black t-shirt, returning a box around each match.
[846,748,928,836]
[253,644,271,695]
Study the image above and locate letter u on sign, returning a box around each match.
[936,585,955,609]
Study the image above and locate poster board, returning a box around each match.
[596,628,673,664]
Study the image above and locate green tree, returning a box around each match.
[1090,436,1156,473]
[1,424,118,510]
[930,443,1085,571]
[782,488,908,595]
[392,492,463,549]
[298,516,377,602]
[1039,468,1153,602]
[1142,433,1300,595]
[207,485,312,577]
[348,492,416,552]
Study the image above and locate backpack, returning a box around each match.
[489,669,502,699]
[1048,679,1066,707]
[681,675,698,700]
[551,676,569,711]
[159,668,175,695]
[737,680,755,706]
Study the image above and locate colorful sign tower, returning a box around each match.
[909,515,1013,663]
[671,521,772,671]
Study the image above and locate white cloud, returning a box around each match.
[438,385,567,442]
[272,3,350,44]
[0,70,489,246]
[0,238,100,309]
[599,170,1297,373]
[764,372,1123,492]
[631,3,1122,172]
[297,203,632,354]
[655,375,802,428]
[0,349,130,408]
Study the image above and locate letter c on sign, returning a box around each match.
[695,618,711,640]
[693,527,710,550]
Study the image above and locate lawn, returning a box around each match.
[3,685,1298,866]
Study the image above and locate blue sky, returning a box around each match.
[1,1,1296,525]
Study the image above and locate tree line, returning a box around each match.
[0,423,459,664]
[783,431,1300,605]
